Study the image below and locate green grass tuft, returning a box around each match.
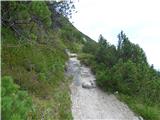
[117,93,160,120]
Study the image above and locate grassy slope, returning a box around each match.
[117,93,160,120]
[1,5,89,119]
[2,26,72,119]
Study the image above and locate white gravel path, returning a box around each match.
[67,56,139,120]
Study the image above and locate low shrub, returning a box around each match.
[2,76,33,120]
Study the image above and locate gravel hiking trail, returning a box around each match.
[66,53,139,120]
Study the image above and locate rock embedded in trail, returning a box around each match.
[138,116,144,120]
[82,81,96,89]
[65,49,77,57]
[69,53,77,57]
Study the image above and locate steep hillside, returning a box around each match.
[1,1,90,119]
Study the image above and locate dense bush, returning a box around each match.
[30,1,52,27]
[82,40,98,55]
[1,1,52,32]
[82,31,160,99]
[82,31,160,119]
[2,76,33,120]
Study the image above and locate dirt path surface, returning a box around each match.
[67,55,139,120]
